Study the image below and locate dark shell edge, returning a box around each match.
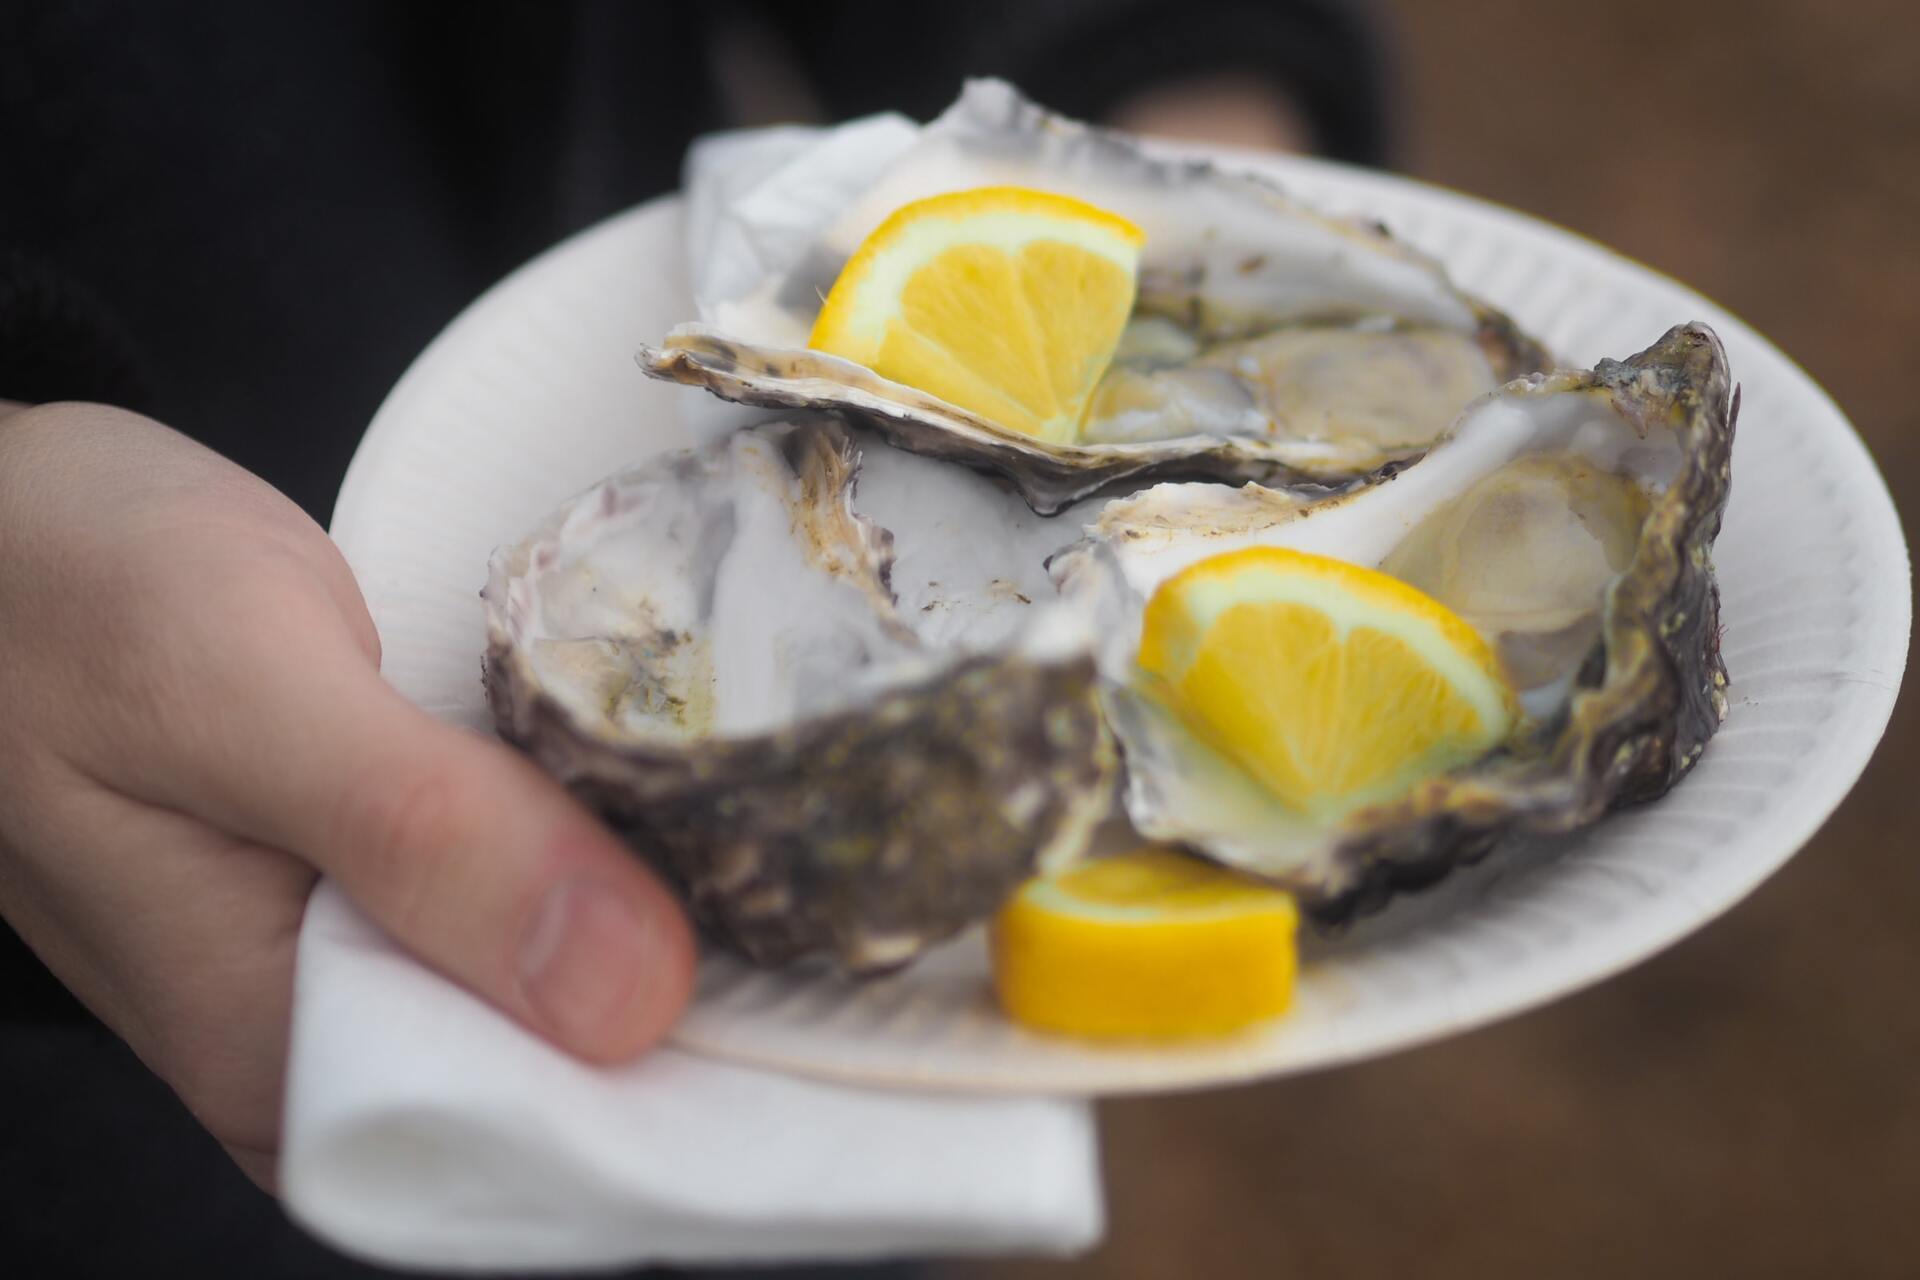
[1302,321,1738,924]
[482,420,1118,975]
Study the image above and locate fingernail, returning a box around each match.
[517,878,656,1051]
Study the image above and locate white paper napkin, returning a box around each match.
[280,95,1105,1272]
[283,886,1101,1271]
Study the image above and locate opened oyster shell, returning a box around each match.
[1051,323,1737,917]
[640,79,1550,515]
[483,420,1115,973]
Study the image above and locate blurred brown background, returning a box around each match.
[944,2,1918,1277]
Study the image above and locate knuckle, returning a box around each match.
[332,765,462,937]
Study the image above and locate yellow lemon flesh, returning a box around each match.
[807,186,1144,445]
[992,847,1299,1039]
[1138,547,1518,820]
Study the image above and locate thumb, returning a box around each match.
[175,638,698,1063]
[310,708,699,1063]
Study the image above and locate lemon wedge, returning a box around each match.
[1138,546,1517,818]
[808,186,1144,444]
[992,847,1299,1038]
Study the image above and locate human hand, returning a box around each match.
[0,403,696,1187]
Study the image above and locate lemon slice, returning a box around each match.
[1138,546,1517,818]
[992,847,1299,1039]
[808,186,1144,445]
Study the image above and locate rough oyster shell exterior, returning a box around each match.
[640,80,1550,515]
[1055,324,1737,920]
[483,420,1115,973]
[1314,324,1735,918]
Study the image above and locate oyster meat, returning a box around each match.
[641,79,1550,514]
[1050,323,1737,917]
[483,420,1115,972]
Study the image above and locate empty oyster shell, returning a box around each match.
[483,420,1115,973]
[1050,323,1737,917]
[640,80,1549,514]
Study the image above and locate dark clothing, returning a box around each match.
[0,2,1386,1274]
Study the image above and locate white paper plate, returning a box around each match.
[332,152,1909,1096]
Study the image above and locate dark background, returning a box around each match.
[945,3,1919,1277]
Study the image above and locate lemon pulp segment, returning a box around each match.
[1137,546,1516,818]
[808,187,1143,444]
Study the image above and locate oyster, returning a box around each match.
[483,420,1115,973]
[1050,323,1737,917]
[640,79,1550,514]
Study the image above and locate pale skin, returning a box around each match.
[0,83,1301,1190]
[0,400,697,1188]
